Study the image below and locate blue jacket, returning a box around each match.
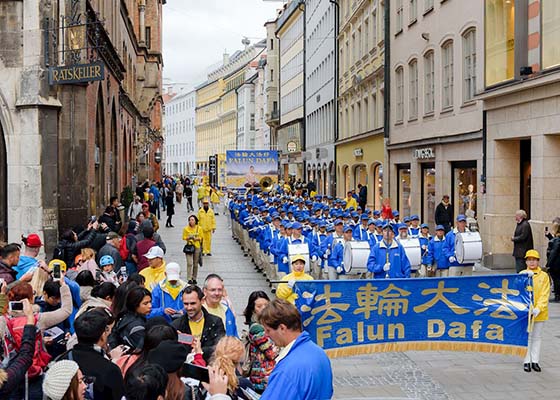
[13,256,38,279]
[279,236,312,270]
[261,331,333,400]
[367,240,411,279]
[443,228,474,267]
[418,235,431,265]
[428,236,448,269]
[273,236,290,274]
[353,225,369,241]
[148,280,188,323]
[367,232,383,248]
[223,304,238,337]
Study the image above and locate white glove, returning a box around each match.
[287,280,296,289]
[448,256,456,263]
[532,308,540,317]
[311,255,318,262]
[336,266,343,273]
[325,249,331,256]
[282,256,289,264]
[519,270,534,277]
[383,263,391,272]
[421,245,427,250]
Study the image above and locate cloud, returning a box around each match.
[163,0,282,90]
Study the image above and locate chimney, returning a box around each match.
[223,50,230,66]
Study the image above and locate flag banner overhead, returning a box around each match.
[226,150,278,189]
[294,275,532,359]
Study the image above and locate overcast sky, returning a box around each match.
[163,0,284,92]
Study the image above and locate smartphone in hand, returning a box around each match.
[178,333,194,345]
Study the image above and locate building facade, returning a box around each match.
[237,71,258,150]
[305,0,336,196]
[264,19,281,152]
[0,0,164,253]
[479,0,560,267]
[336,0,386,208]
[164,89,196,176]
[277,0,306,182]
[387,0,484,231]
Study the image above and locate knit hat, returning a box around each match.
[147,340,188,372]
[43,360,80,400]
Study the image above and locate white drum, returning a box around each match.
[399,238,421,270]
[343,241,371,273]
[288,243,311,272]
[455,231,482,264]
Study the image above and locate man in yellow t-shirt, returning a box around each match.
[277,254,313,304]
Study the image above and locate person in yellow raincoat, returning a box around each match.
[197,183,209,207]
[198,198,216,256]
[210,186,223,215]
[520,249,551,373]
[344,191,358,210]
[276,255,313,304]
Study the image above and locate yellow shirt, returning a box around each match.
[276,271,313,304]
[189,317,205,337]
[204,303,226,325]
[523,267,551,322]
[140,261,167,291]
[345,197,358,210]
[198,208,216,231]
[182,225,202,248]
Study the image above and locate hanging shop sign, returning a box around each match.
[48,61,105,85]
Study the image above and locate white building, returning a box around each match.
[164,90,197,175]
[255,58,271,149]
[237,71,258,150]
[305,0,335,195]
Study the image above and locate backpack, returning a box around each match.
[119,234,130,261]
[2,315,52,378]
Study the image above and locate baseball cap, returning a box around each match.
[435,224,445,231]
[25,233,43,247]
[393,210,400,217]
[525,249,540,259]
[343,225,353,232]
[420,223,429,229]
[382,222,393,230]
[411,215,420,221]
[145,246,164,259]
[291,254,306,264]
[142,202,149,208]
[334,219,343,226]
[398,223,408,231]
[166,262,181,281]
[361,214,369,220]
[403,216,411,223]
[106,232,120,241]
[456,214,467,222]
[373,210,381,216]
[291,222,302,230]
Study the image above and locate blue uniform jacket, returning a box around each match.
[418,235,431,265]
[273,236,290,274]
[260,331,333,400]
[367,240,411,279]
[428,236,448,269]
[443,228,474,267]
[148,280,188,323]
[353,225,369,241]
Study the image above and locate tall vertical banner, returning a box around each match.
[294,275,532,358]
[226,150,279,189]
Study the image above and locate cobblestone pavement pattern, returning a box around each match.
[158,198,560,400]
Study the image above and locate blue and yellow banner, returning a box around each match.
[226,150,278,189]
[294,275,531,358]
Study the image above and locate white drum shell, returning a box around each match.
[399,238,422,270]
[288,243,311,272]
[343,241,370,273]
[455,231,482,264]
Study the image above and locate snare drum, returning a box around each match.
[343,241,371,273]
[455,231,482,264]
[399,238,421,270]
[288,243,311,272]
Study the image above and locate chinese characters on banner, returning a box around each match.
[294,275,532,358]
[225,150,279,189]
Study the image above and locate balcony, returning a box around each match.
[266,109,280,127]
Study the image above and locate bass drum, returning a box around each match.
[455,231,482,264]
[288,243,310,272]
[343,241,371,273]
[399,238,421,271]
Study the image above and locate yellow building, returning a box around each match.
[336,0,385,209]
[195,46,266,172]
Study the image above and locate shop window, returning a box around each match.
[422,165,436,228]
[485,0,515,86]
[374,163,384,210]
[398,165,411,217]
[453,163,477,220]
[354,164,367,188]
[542,0,560,69]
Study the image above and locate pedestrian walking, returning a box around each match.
[512,209,534,273]
[182,215,202,284]
[546,222,560,302]
[198,199,216,256]
[435,195,453,233]
[520,250,550,373]
[175,181,184,203]
[185,184,194,212]
[165,190,175,227]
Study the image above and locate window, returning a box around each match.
[250,113,255,130]
[542,0,560,68]
[395,67,404,122]
[422,164,436,228]
[372,9,377,45]
[396,0,403,33]
[485,0,515,86]
[409,59,418,119]
[410,0,417,22]
[453,163,477,220]
[398,165,412,217]
[364,19,369,54]
[442,41,454,109]
[424,0,434,12]
[424,51,434,114]
[145,27,151,49]
[270,39,274,50]
[462,29,477,101]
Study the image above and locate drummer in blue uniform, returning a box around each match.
[418,223,432,277]
[428,225,449,277]
[353,214,370,241]
[443,214,474,276]
[368,220,384,247]
[328,225,354,280]
[367,222,411,279]
[408,215,421,238]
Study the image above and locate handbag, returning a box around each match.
[183,244,195,254]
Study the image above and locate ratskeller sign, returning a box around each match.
[48,61,105,85]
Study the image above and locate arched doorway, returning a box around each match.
[110,101,118,199]
[371,162,384,210]
[0,121,7,241]
[94,92,106,214]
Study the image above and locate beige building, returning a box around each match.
[336,0,385,208]
[479,0,560,268]
[388,0,484,230]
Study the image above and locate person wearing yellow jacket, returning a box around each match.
[198,199,216,256]
[197,184,209,207]
[140,246,167,291]
[344,191,358,210]
[277,255,313,305]
[182,215,202,284]
[210,186,223,215]
[520,249,551,373]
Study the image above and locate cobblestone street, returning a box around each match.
[158,201,560,400]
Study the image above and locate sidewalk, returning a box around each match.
[157,200,560,400]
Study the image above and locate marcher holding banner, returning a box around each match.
[367,222,411,279]
[521,249,550,372]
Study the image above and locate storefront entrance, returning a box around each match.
[452,161,477,220]
[421,163,436,228]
